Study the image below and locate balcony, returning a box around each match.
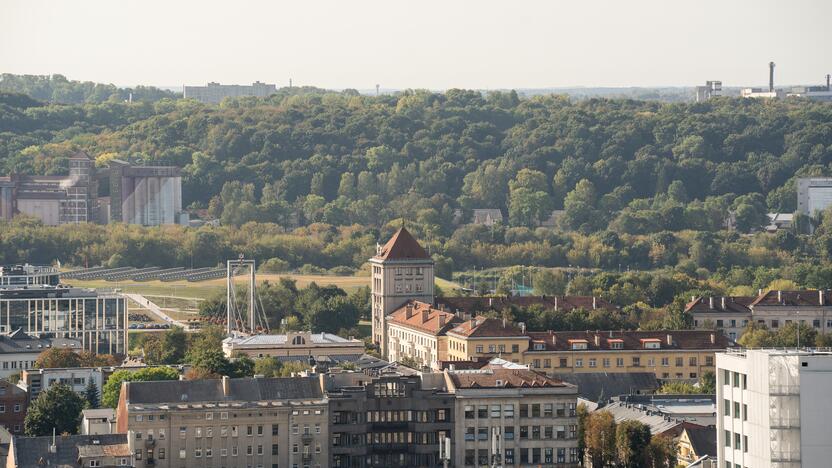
[144,438,156,448]
[301,433,314,442]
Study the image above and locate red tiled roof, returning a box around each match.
[448,368,572,389]
[436,295,618,314]
[750,290,831,307]
[387,300,462,335]
[525,330,733,352]
[374,227,430,261]
[448,316,526,338]
[684,296,754,315]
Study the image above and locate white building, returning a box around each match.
[696,81,723,102]
[81,408,116,435]
[0,329,82,378]
[716,349,832,468]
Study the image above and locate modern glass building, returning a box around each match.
[0,265,60,288]
[0,286,127,355]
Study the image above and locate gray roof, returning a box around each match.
[126,376,323,405]
[82,408,115,420]
[552,372,659,402]
[684,426,717,458]
[11,434,128,467]
[0,329,82,354]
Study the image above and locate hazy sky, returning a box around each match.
[2,0,830,90]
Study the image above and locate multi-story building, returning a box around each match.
[695,81,723,102]
[0,285,127,354]
[0,329,82,378]
[221,331,365,362]
[689,290,832,340]
[108,160,185,226]
[82,408,117,435]
[716,349,832,468]
[446,317,529,363]
[0,378,28,436]
[444,366,579,467]
[116,375,329,468]
[183,82,277,104]
[19,365,116,401]
[386,300,462,370]
[0,264,60,288]
[324,371,454,468]
[370,228,436,357]
[6,433,134,468]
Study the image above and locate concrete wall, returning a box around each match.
[16,198,61,225]
[799,355,832,467]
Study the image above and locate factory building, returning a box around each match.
[0,151,184,226]
[788,74,832,102]
[183,81,277,104]
[695,81,722,101]
[797,177,832,217]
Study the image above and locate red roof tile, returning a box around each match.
[373,227,430,261]
[387,300,462,335]
[525,330,733,351]
[684,296,754,315]
[437,295,617,314]
[448,316,526,338]
[750,290,831,307]
[448,368,572,389]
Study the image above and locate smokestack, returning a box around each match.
[769,61,775,93]
[827,74,831,91]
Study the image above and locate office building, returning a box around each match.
[797,177,832,216]
[325,371,454,467]
[221,331,365,363]
[116,375,329,468]
[686,296,754,340]
[19,366,115,401]
[0,264,60,288]
[183,82,277,104]
[0,329,82,378]
[0,285,128,354]
[6,433,133,468]
[716,349,832,468]
[444,366,580,467]
[696,81,723,102]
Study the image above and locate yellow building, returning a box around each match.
[444,326,732,382]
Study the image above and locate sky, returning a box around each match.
[1,0,831,90]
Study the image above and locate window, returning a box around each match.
[559,358,568,368]
[465,427,475,441]
[588,358,597,368]
[814,319,821,328]
[491,405,501,418]
[476,345,483,353]
[771,319,779,329]
[734,432,741,449]
[743,404,747,421]
[464,405,474,419]
[632,357,641,367]
[520,405,528,417]
[89,461,100,467]
[734,402,740,418]
[221,411,229,420]
[195,448,202,458]
[661,357,669,367]
[206,412,214,420]
[543,403,553,417]
[135,450,142,461]
[616,358,624,367]
[504,448,514,464]
[724,430,731,447]
[477,427,488,440]
[675,357,684,367]
[733,372,740,388]
[706,356,714,366]
[272,424,279,435]
[519,426,528,439]
[478,406,488,418]
[503,404,514,418]
[689,357,697,366]
[723,400,730,416]
[511,344,519,353]
[504,426,514,440]
[575,358,583,368]
[602,358,610,368]
[743,435,748,453]
[158,449,165,460]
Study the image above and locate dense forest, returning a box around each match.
[2,74,832,310]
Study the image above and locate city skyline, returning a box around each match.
[2,0,831,90]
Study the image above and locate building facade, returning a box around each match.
[716,349,832,468]
[0,379,28,436]
[116,376,329,468]
[445,367,579,467]
[386,301,462,370]
[221,331,365,362]
[183,82,277,104]
[325,372,454,468]
[108,160,184,226]
[18,365,117,401]
[370,228,435,357]
[0,286,128,354]
[6,433,133,468]
[0,329,82,378]
[0,264,60,288]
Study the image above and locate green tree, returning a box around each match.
[161,326,187,364]
[83,379,100,409]
[585,410,617,468]
[101,367,180,408]
[615,420,652,468]
[24,383,85,436]
[35,348,81,368]
[563,179,599,231]
[508,169,553,227]
[533,269,568,295]
[253,356,282,377]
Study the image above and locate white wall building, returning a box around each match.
[716,349,832,468]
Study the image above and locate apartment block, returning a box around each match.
[716,349,832,468]
[386,300,462,370]
[444,366,579,467]
[116,376,329,468]
[6,434,134,468]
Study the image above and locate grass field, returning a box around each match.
[69,274,462,301]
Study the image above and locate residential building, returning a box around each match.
[183,81,277,104]
[764,213,793,232]
[324,371,454,467]
[686,296,754,340]
[445,366,580,467]
[446,316,529,363]
[596,400,708,439]
[610,394,717,428]
[116,375,329,468]
[678,425,717,467]
[19,365,122,401]
[552,372,659,403]
[0,285,128,354]
[0,379,28,436]
[370,228,435,356]
[386,300,462,370]
[470,209,503,226]
[0,329,82,378]
[82,408,117,435]
[6,433,133,468]
[797,177,832,217]
[221,331,365,363]
[716,349,832,468]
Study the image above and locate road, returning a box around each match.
[126,293,193,330]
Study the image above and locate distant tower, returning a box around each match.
[769,61,776,92]
[289,78,293,88]
[376,84,380,96]
[369,227,435,358]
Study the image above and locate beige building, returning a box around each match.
[370,228,435,357]
[116,376,329,468]
[222,331,365,363]
[446,317,529,363]
[444,365,580,467]
[386,300,462,370]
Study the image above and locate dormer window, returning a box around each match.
[569,339,588,350]
[640,339,661,349]
[608,339,624,350]
[533,343,545,351]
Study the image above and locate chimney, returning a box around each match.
[708,297,714,309]
[406,303,414,319]
[758,289,763,296]
[721,297,726,310]
[552,335,557,345]
[470,318,477,329]
[488,297,493,307]
[421,309,429,323]
[666,334,673,346]
[222,375,230,397]
[520,322,526,334]
[592,296,597,310]
[820,290,825,306]
[439,315,446,327]
[710,333,716,344]
[769,61,775,92]
[554,296,558,311]
[502,317,507,328]
[594,335,601,347]
[777,290,782,303]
